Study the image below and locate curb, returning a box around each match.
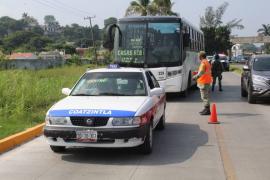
[0,123,45,154]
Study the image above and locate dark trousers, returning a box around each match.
[212,74,222,90]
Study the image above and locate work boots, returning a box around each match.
[199,106,211,115]
[219,82,223,91]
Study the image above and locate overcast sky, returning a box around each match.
[0,0,269,36]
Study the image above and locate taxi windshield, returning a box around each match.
[71,72,147,96]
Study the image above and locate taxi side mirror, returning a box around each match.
[62,88,71,96]
[150,88,164,97]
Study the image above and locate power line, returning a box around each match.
[33,0,83,20]
[53,0,91,16]
[42,0,88,17]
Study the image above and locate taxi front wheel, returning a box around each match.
[156,110,165,130]
[139,124,153,154]
[50,145,66,153]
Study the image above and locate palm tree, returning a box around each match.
[257,24,270,36]
[125,0,177,16]
[200,2,244,30]
[152,0,177,16]
[125,0,152,16]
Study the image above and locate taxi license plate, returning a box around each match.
[76,130,97,142]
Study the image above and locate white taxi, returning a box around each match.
[44,66,166,154]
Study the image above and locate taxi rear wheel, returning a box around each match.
[50,145,66,153]
[139,123,153,154]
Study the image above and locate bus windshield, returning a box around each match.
[115,22,181,67]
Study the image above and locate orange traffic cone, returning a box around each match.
[208,104,220,124]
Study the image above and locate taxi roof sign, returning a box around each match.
[108,64,120,69]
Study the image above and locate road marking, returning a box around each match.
[215,125,237,180]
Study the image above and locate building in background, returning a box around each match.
[9,53,38,60]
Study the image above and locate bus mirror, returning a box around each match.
[183,33,190,47]
[103,24,122,51]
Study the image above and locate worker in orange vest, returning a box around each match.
[193,51,213,115]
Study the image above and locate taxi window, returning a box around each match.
[71,72,147,96]
[145,71,155,89]
[149,71,160,88]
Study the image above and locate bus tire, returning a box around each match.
[182,73,191,97]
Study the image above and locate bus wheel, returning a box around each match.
[182,74,191,97]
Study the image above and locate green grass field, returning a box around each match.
[230,64,243,75]
[0,65,95,139]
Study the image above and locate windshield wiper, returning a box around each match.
[71,94,94,96]
[98,93,132,96]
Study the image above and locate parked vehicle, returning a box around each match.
[219,54,230,71]
[207,56,213,62]
[241,55,270,103]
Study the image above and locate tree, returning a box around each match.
[200,2,244,55]
[44,15,56,25]
[257,24,270,53]
[0,15,102,54]
[21,13,39,27]
[125,0,152,16]
[125,0,176,16]
[257,24,270,36]
[241,44,257,53]
[201,26,232,55]
[43,15,61,36]
[2,31,35,52]
[0,50,7,61]
[261,44,270,54]
[27,36,51,52]
[200,2,244,30]
[151,0,177,16]
[0,16,24,37]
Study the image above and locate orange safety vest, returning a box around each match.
[197,59,212,85]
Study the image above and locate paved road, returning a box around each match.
[0,72,270,180]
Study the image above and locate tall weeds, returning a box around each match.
[0,65,91,139]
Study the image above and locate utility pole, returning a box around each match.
[84,16,97,67]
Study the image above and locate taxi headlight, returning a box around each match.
[112,117,140,126]
[45,116,69,125]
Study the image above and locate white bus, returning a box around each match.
[104,16,204,95]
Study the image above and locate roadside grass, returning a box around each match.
[230,64,243,75]
[0,64,96,139]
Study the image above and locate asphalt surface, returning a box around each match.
[0,72,270,180]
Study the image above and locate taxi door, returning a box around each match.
[145,71,165,127]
